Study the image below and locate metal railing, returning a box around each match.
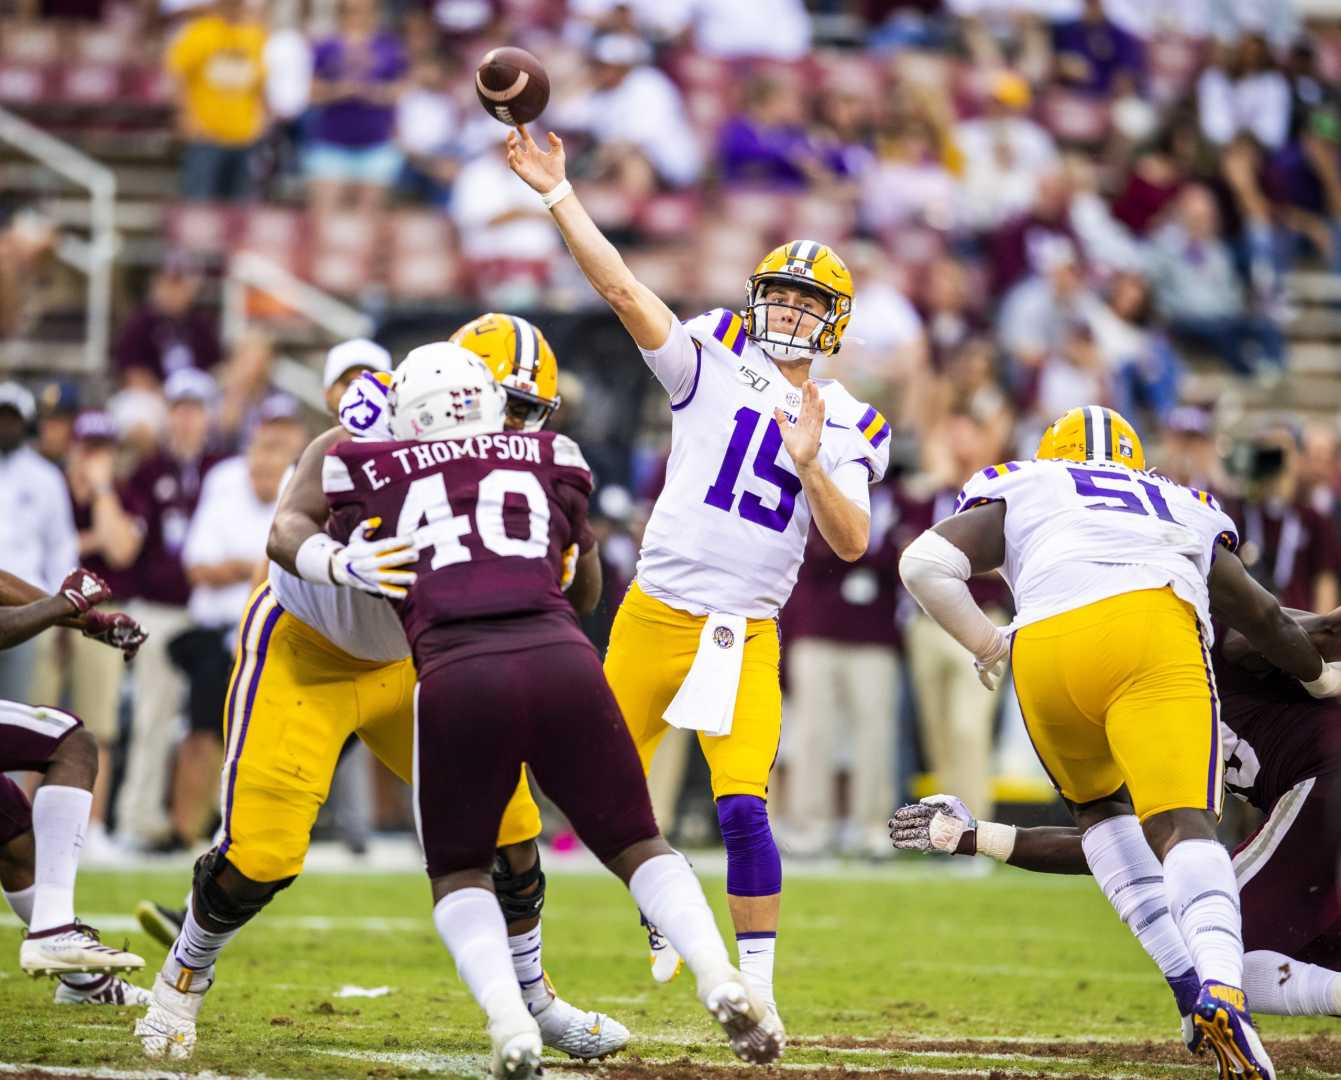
[0,103,116,373]
[223,250,374,411]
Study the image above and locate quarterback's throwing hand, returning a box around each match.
[773,380,824,470]
[82,610,148,662]
[330,518,418,600]
[506,125,566,195]
[59,568,111,614]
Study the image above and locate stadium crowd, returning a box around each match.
[3,0,1341,860]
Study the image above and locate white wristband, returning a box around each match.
[540,178,573,210]
[975,820,1017,862]
[1303,662,1341,698]
[295,533,341,585]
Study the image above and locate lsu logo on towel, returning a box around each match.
[713,626,736,649]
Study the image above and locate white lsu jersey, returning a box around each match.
[267,370,411,665]
[637,308,890,619]
[954,458,1239,641]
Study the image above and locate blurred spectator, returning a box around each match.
[1300,419,1341,525]
[34,412,139,857]
[568,0,692,42]
[114,255,222,393]
[0,208,57,340]
[987,169,1078,295]
[1110,119,1198,236]
[551,33,702,192]
[307,0,409,218]
[925,336,1016,463]
[811,71,878,180]
[173,407,304,845]
[1158,405,1223,491]
[860,111,961,233]
[214,330,281,448]
[166,0,268,202]
[35,381,80,468]
[1146,183,1284,376]
[957,71,1058,230]
[1224,423,1340,614]
[396,56,461,207]
[1035,322,1110,426]
[1050,0,1145,96]
[784,492,901,859]
[114,370,222,851]
[1209,0,1300,53]
[997,236,1101,365]
[0,383,76,703]
[918,257,988,370]
[683,0,812,61]
[1087,271,1183,426]
[718,75,827,189]
[1198,36,1291,152]
[323,337,392,415]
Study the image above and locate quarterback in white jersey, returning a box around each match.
[900,406,1341,1080]
[507,125,889,1039]
[134,334,630,1069]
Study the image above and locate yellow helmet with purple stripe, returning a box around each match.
[743,240,853,361]
[450,312,560,431]
[1036,405,1145,472]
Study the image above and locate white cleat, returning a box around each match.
[55,974,154,1006]
[760,1002,787,1053]
[135,972,207,1060]
[642,915,683,983]
[533,992,629,1059]
[699,969,783,1065]
[488,1012,543,1080]
[20,923,144,976]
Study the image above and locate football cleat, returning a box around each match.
[55,974,153,1006]
[1192,980,1274,1080]
[698,969,783,1065]
[135,901,185,950]
[533,993,629,1060]
[136,972,208,1060]
[20,923,144,976]
[640,913,683,983]
[488,1011,543,1080]
[760,1002,787,1053]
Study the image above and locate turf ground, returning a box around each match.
[0,861,1337,1080]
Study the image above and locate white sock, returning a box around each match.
[509,924,551,1014]
[737,933,776,1008]
[30,785,92,932]
[3,884,35,926]
[1244,950,1341,1016]
[1163,838,1244,989]
[433,888,528,1023]
[628,854,731,983]
[161,900,235,992]
[1082,816,1198,1010]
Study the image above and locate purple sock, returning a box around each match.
[717,795,781,897]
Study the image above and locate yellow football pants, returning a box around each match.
[604,580,782,800]
[1011,586,1223,822]
[218,585,541,882]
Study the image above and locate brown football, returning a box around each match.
[475,46,550,127]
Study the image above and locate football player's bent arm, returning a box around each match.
[0,569,86,629]
[267,426,349,574]
[800,462,868,562]
[899,502,1009,665]
[567,546,602,617]
[506,127,674,351]
[1209,547,1334,689]
[0,591,83,650]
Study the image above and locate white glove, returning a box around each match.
[889,794,977,854]
[1302,661,1341,699]
[330,518,418,599]
[974,629,1011,691]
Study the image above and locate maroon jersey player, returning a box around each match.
[892,611,1341,1024]
[322,342,780,1079]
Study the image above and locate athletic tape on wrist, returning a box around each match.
[295,533,341,586]
[975,820,1017,862]
[541,179,573,210]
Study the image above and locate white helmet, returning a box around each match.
[388,341,506,441]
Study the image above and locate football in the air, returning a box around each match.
[475,46,550,127]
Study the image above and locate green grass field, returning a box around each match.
[0,863,1337,1079]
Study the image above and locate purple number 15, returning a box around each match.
[703,406,802,533]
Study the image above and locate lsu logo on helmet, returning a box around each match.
[743,240,853,361]
[1036,406,1146,472]
[451,313,561,431]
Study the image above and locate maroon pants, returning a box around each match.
[1235,772,1341,967]
[414,641,659,878]
[0,700,81,773]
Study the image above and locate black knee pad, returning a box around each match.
[492,850,546,923]
[191,848,295,932]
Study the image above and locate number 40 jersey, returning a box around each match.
[637,308,890,619]
[955,458,1239,642]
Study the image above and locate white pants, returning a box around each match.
[786,638,899,833]
[906,611,1004,818]
[114,601,192,844]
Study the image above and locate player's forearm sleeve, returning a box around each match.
[899,529,1008,664]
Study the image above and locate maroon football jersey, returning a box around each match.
[324,430,595,672]
[1213,641,1341,813]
